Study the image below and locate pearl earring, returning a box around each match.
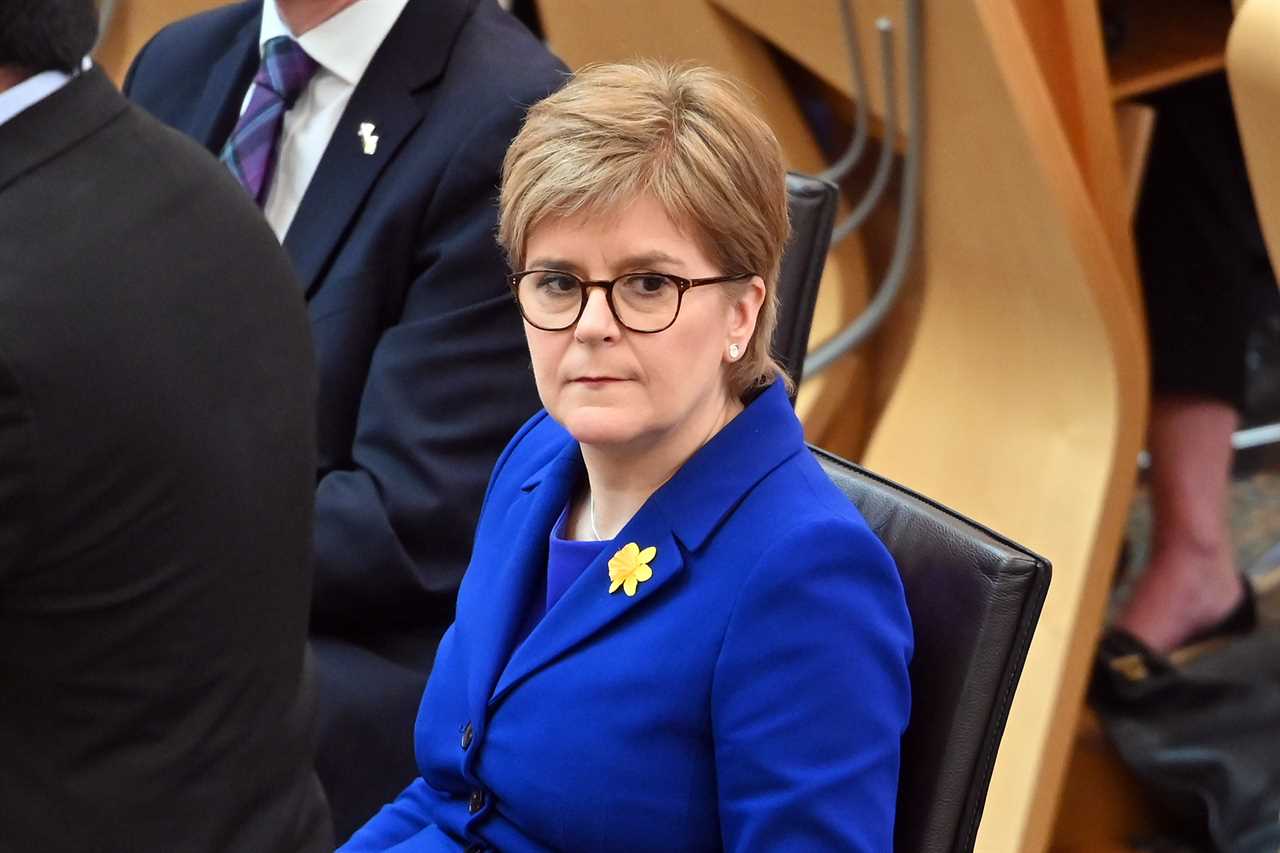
[728,343,741,360]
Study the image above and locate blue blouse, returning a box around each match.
[545,505,611,613]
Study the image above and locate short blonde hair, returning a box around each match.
[498,61,792,398]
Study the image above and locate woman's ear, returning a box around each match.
[728,276,766,344]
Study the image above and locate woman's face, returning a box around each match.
[521,195,764,455]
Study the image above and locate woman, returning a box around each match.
[341,62,912,853]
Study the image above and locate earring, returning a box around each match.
[728,343,741,360]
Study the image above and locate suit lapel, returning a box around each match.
[464,441,582,727]
[281,78,422,296]
[467,380,802,711]
[486,379,803,706]
[187,14,259,152]
[282,0,474,295]
[491,500,686,705]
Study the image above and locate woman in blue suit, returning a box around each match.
[341,61,913,852]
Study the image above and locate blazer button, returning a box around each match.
[468,789,486,814]
[460,721,474,751]
[464,844,486,853]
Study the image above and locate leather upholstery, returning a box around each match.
[812,446,1051,853]
[774,172,839,390]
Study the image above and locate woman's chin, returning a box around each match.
[556,408,643,449]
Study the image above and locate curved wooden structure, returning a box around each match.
[537,3,1147,851]
[1228,0,1280,277]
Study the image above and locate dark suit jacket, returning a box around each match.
[124,0,565,837]
[0,68,329,853]
[342,380,914,852]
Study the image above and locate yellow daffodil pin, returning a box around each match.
[608,542,656,597]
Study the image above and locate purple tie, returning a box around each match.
[219,36,318,205]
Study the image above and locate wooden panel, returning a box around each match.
[712,2,1149,850]
[1014,0,1141,304]
[1228,0,1280,280]
[1115,102,1157,220]
[1108,0,1233,101]
[535,0,876,449]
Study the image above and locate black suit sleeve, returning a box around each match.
[309,103,542,631]
[0,354,32,584]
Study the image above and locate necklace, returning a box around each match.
[589,492,604,541]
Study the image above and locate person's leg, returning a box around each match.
[1116,394,1244,652]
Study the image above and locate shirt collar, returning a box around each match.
[0,68,73,129]
[259,0,410,87]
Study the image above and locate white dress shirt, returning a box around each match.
[0,69,72,129]
[241,0,409,241]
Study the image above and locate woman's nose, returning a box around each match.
[574,287,619,341]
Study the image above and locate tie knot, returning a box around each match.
[256,36,319,107]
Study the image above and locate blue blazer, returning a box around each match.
[122,0,565,833]
[343,380,914,852]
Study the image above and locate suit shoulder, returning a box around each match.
[126,1,258,101]
[745,447,879,539]
[137,1,257,62]
[489,410,571,485]
[440,2,566,112]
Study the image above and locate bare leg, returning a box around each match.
[1116,394,1244,652]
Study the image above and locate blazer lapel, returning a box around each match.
[491,504,686,704]
[186,14,259,152]
[463,442,582,727]
[282,0,473,295]
[488,379,803,705]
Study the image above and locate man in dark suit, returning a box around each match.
[124,0,564,837]
[0,2,330,850]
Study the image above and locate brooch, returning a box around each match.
[608,542,656,597]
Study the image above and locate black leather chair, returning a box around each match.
[775,172,839,391]
[811,447,1051,853]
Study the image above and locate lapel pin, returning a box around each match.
[608,542,656,597]
[357,122,379,156]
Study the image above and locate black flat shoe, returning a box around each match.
[1179,572,1257,649]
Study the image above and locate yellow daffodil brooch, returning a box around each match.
[608,542,656,597]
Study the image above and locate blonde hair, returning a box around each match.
[498,61,792,398]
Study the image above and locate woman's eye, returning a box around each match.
[537,274,579,294]
[627,275,671,295]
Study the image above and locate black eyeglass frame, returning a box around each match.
[507,269,757,334]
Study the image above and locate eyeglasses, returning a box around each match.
[508,269,756,334]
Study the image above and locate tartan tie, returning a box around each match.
[220,36,319,205]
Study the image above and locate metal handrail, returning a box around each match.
[817,0,871,185]
[803,0,923,379]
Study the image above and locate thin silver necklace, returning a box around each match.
[589,492,604,541]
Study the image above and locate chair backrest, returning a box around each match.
[773,172,839,390]
[812,446,1051,853]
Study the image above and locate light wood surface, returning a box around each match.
[1228,0,1280,280]
[1012,0,1141,304]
